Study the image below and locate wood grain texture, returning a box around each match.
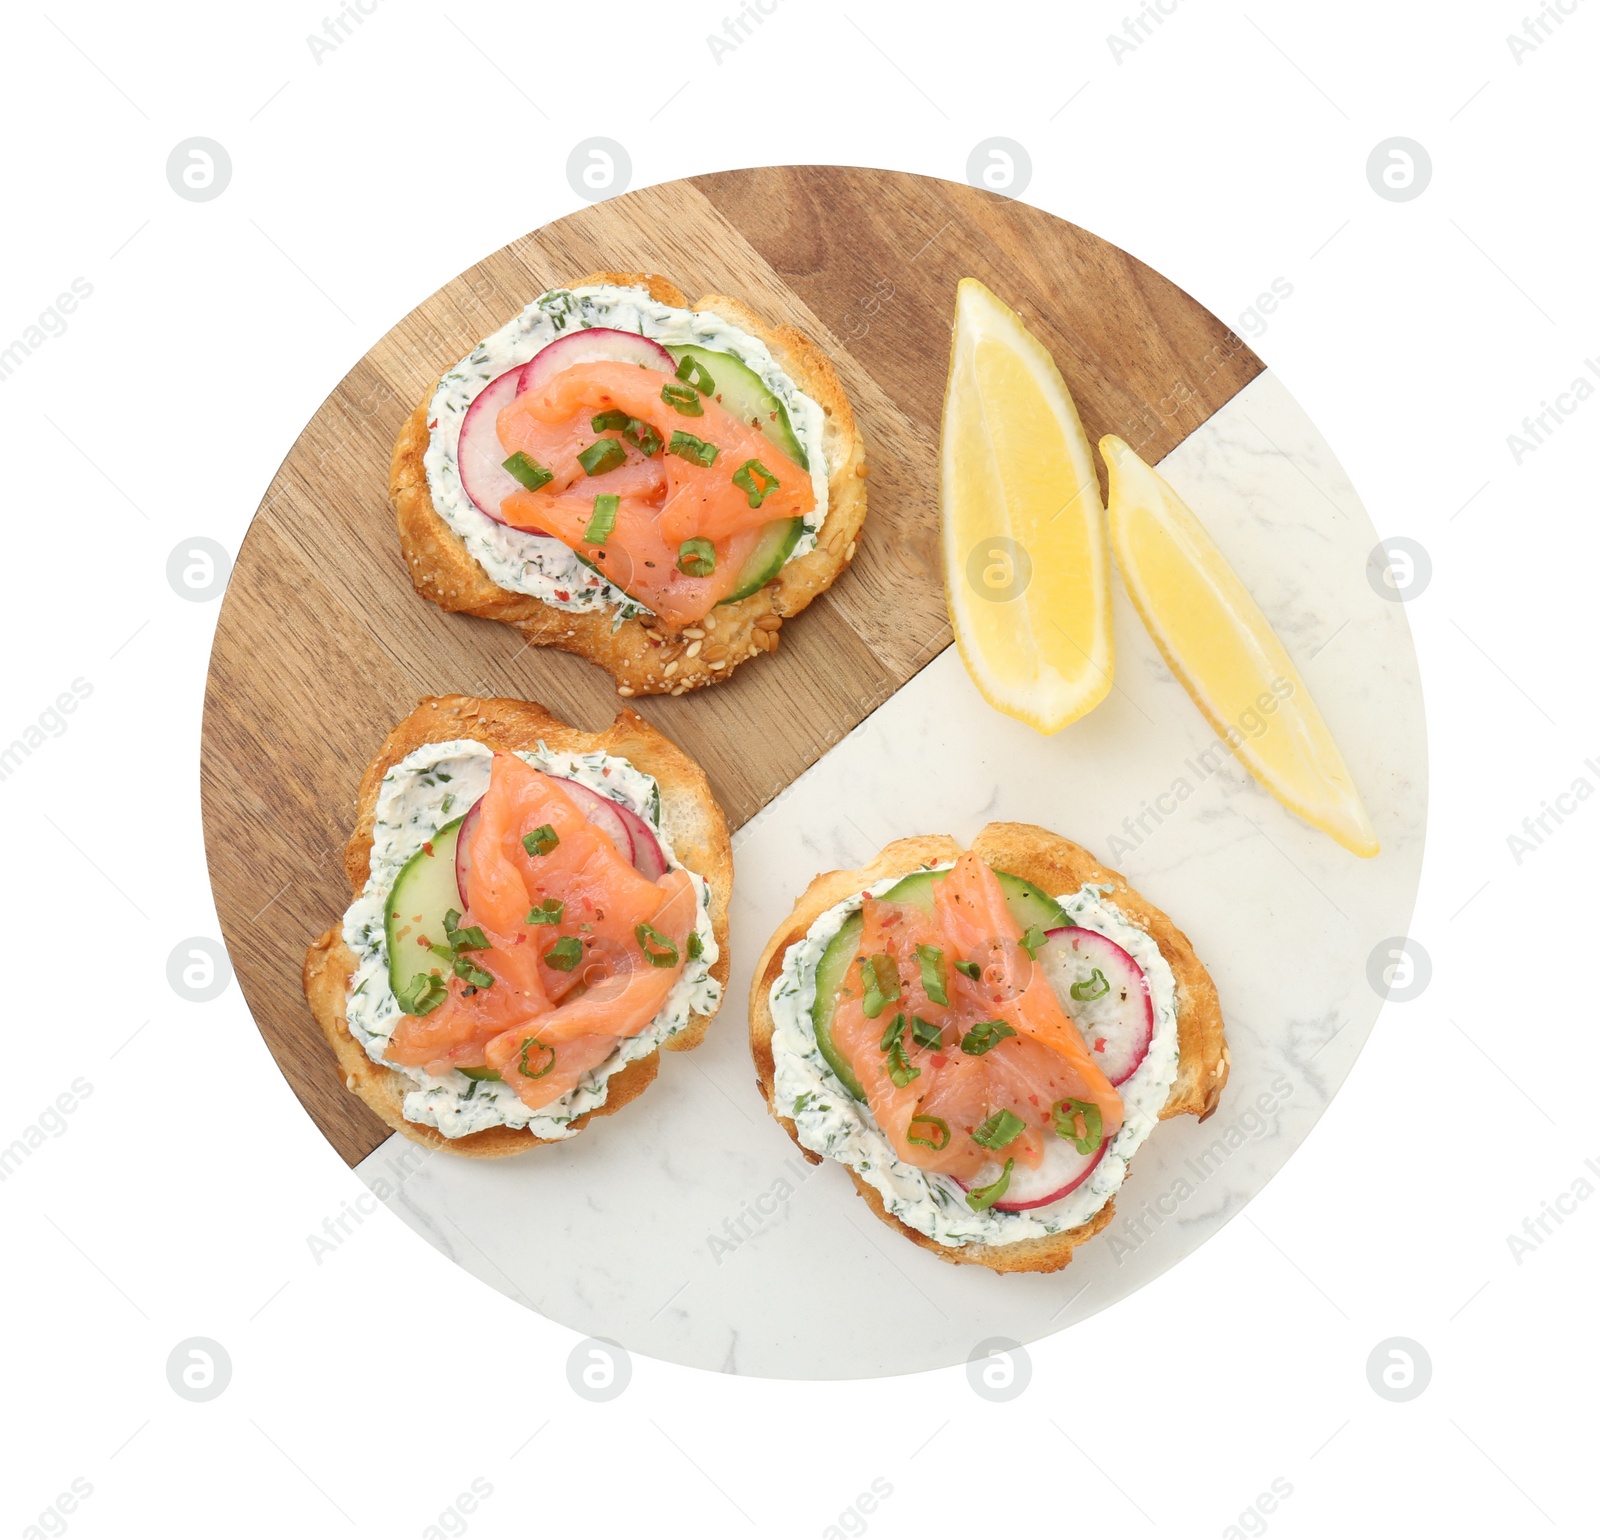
[200,166,1262,1167]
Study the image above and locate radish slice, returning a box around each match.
[455,797,483,908]
[958,1136,1108,1212]
[546,777,666,878]
[517,328,674,395]
[610,802,668,880]
[1038,926,1154,1086]
[547,776,633,861]
[458,367,532,526]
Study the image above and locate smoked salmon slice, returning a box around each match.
[829,852,1123,1180]
[495,360,814,625]
[386,753,696,1112]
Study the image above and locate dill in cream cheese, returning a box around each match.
[768,868,1180,1248]
[342,738,720,1140]
[423,283,830,622]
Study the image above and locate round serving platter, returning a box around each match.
[201,166,1424,1376]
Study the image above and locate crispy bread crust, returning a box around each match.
[747,825,1229,1273]
[390,271,868,696]
[303,694,734,1157]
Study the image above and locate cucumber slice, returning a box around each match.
[720,517,803,605]
[808,868,1070,1102]
[880,869,1066,929]
[384,817,464,1010]
[881,870,937,909]
[663,344,810,607]
[809,911,866,1101]
[666,344,809,469]
[993,871,1071,931]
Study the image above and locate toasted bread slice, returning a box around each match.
[748,823,1228,1272]
[390,271,868,696]
[304,694,733,1157]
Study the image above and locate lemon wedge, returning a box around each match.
[1101,435,1379,857]
[940,277,1112,733]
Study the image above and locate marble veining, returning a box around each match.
[356,371,1428,1379]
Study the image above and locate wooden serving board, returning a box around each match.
[200,166,1262,1167]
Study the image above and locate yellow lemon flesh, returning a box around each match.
[940,277,1113,733]
[1102,434,1379,857]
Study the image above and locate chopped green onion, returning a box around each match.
[859,954,901,1018]
[400,972,447,1016]
[452,956,494,989]
[459,1065,501,1082]
[1071,967,1110,1002]
[972,1108,1027,1150]
[627,418,662,456]
[960,1019,1017,1056]
[444,912,489,952]
[1019,924,1047,957]
[675,354,717,395]
[911,1015,943,1051]
[660,381,704,416]
[578,438,627,477]
[915,943,949,1006]
[966,1158,1014,1211]
[878,1011,906,1052]
[885,1038,919,1088]
[522,824,559,856]
[1052,1097,1104,1154]
[687,930,704,960]
[731,458,780,508]
[635,922,680,968]
[667,430,719,467]
[440,794,455,815]
[544,935,584,972]
[518,1036,556,1079]
[584,493,619,545]
[502,451,553,492]
[525,899,565,925]
[592,411,662,456]
[793,1091,813,1115]
[677,537,716,577]
[907,1114,951,1151]
[955,960,982,980]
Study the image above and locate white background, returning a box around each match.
[2,1,1595,1535]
